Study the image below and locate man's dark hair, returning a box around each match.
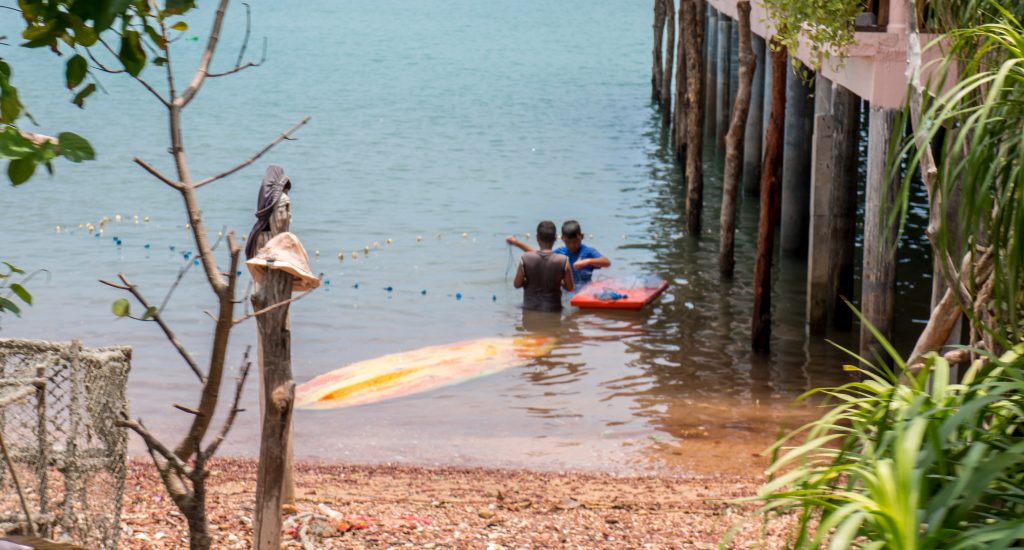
[561,220,582,239]
[536,220,557,246]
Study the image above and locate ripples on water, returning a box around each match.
[0,0,932,473]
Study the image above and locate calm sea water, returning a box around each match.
[0,1,931,472]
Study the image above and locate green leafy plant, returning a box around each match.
[737,317,1024,548]
[897,3,1024,351]
[760,0,863,71]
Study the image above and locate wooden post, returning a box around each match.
[715,15,732,150]
[253,268,296,550]
[807,76,860,333]
[762,45,773,142]
[742,34,766,197]
[682,0,706,236]
[652,0,667,103]
[672,2,687,159]
[752,41,788,352]
[718,1,755,278]
[780,60,815,257]
[860,106,899,361]
[661,0,675,123]
[703,8,718,143]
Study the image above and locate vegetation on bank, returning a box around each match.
[748,2,1024,547]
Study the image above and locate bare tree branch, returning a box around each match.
[96,38,172,108]
[202,346,252,459]
[134,156,183,189]
[193,116,312,189]
[233,283,317,325]
[101,273,206,383]
[173,403,203,416]
[208,3,266,78]
[178,0,231,108]
[119,417,191,476]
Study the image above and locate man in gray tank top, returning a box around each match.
[510,221,574,312]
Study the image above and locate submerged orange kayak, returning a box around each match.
[295,336,556,410]
[570,278,669,310]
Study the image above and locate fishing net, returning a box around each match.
[0,338,131,549]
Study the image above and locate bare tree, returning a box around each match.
[718,1,755,278]
[95,2,311,548]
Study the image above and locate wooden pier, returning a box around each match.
[652,0,940,358]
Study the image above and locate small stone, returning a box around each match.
[282,503,298,515]
[478,509,495,519]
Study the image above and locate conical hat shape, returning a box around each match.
[245,232,321,292]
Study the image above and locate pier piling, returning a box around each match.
[715,15,732,149]
[780,60,814,257]
[860,105,899,361]
[742,34,766,197]
[807,76,860,333]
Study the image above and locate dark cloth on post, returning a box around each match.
[245,165,290,260]
[520,250,569,312]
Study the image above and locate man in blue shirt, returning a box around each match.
[507,220,610,287]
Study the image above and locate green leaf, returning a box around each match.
[68,15,98,47]
[66,54,88,89]
[0,83,22,124]
[153,57,167,67]
[95,0,132,32]
[9,283,31,305]
[111,298,131,318]
[141,306,158,320]
[0,296,22,316]
[144,24,165,49]
[3,262,25,275]
[119,30,146,77]
[57,132,95,162]
[8,157,37,185]
[164,0,196,16]
[72,83,96,108]
[0,130,38,160]
[171,21,188,31]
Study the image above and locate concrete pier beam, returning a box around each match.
[704,8,719,144]
[780,60,814,256]
[806,75,860,333]
[715,15,732,150]
[860,105,900,361]
[742,34,766,197]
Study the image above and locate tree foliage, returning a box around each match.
[760,0,860,70]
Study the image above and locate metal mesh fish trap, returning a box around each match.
[0,338,131,549]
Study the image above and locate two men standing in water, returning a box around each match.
[507,220,611,312]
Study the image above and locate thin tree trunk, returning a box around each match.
[718,1,755,278]
[672,4,688,159]
[682,0,706,235]
[751,41,787,352]
[652,0,667,103]
[253,268,296,550]
[661,0,675,122]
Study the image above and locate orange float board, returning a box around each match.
[570,279,669,310]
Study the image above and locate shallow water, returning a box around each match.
[0,0,931,472]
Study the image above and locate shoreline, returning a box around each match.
[121,457,791,548]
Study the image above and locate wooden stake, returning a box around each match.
[253,268,295,550]
[682,0,706,236]
[718,1,755,278]
[751,41,788,352]
[652,0,667,103]
[661,0,675,122]
[671,3,688,160]
[742,34,766,197]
